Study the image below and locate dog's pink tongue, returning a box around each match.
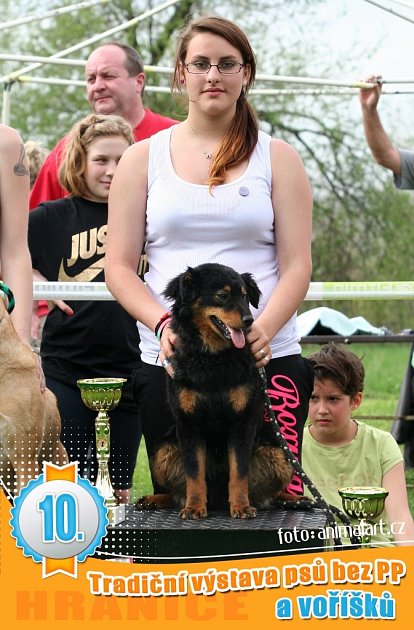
[229,327,245,349]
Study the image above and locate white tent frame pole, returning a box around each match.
[4,53,414,89]
[2,85,11,125]
[0,0,182,84]
[0,51,384,89]
[255,73,376,88]
[0,55,379,89]
[388,0,414,10]
[0,54,85,68]
[0,0,110,32]
[32,280,414,301]
[15,76,414,96]
[363,0,414,24]
[0,54,173,75]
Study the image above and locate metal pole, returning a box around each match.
[32,280,414,301]
[3,53,414,89]
[388,0,414,10]
[15,77,414,96]
[363,0,414,24]
[0,0,109,31]
[1,84,12,125]
[0,0,182,84]
[255,73,376,88]
[0,54,85,68]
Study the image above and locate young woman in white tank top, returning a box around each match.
[106,16,314,495]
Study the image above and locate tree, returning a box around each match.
[3,0,413,329]
[3,0,319,143]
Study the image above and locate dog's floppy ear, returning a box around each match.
[241,273,261,309]
[164,267,198,304]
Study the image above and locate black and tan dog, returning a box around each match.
[137,263,298,519]
[0,290,68,496]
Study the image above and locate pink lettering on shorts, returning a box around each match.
[264,373,303,494]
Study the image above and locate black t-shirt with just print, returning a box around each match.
[29,196,141,409]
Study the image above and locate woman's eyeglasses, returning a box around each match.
[184,61,244,75]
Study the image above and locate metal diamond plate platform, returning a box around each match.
[96,506,329,563]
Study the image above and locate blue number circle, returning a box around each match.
[10,475,108,563]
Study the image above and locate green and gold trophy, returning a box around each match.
[77,377,127,525]
[338,486,389,548]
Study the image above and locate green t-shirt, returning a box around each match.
[302,421,403,546]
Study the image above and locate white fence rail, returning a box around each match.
[32,281,414,301]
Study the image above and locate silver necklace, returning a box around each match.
[189,125,214,160]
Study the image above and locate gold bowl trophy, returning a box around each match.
[338,486,389,548]
[77,377,127,525]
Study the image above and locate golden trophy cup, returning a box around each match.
[338,486,389,548]
[77,377,127,525]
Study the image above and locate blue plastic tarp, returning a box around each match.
[297,307,384,337]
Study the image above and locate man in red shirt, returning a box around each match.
[30,42,177,343]
[30,42,177,208]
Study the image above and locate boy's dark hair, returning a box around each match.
[308,343,365,397]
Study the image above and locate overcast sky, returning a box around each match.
[314,0,414,142]
[322,0,413,76]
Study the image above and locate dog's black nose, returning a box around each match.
[242,314,253,328]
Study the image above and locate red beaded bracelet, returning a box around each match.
[156,317,172,340]
[154,311,171,339]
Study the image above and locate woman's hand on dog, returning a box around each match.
[246,322,271,368]
[159,323,177,378]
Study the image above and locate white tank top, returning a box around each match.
[139,127,300,364]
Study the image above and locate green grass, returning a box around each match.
[304,342,414,515]
[131,342,414,515]
[131,441,153,503]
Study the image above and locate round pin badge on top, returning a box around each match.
[239,186,249,197]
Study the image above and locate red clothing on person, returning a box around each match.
[30,108,177,317]
[29,108,178,209]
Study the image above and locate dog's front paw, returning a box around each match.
[135,495,158,510]
[135,493,175,510]
[230,505,257,519]
[179,505,208,519]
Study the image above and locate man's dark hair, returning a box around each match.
[100,41,144,76]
